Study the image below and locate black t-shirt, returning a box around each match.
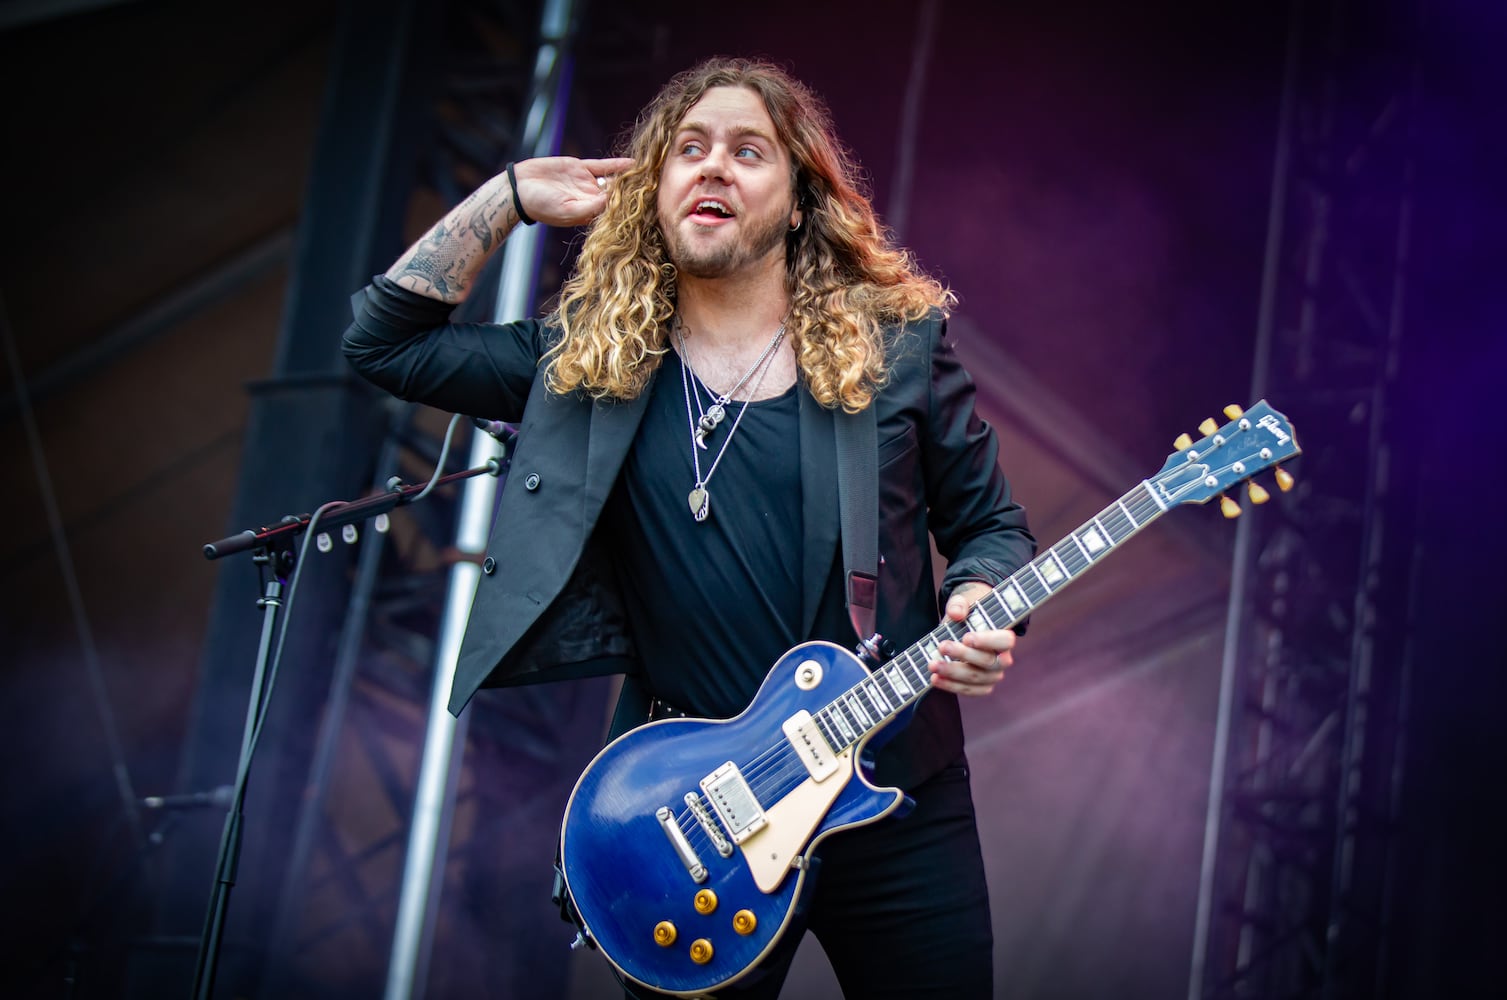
[605,351,805,718]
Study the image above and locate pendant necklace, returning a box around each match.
[676,317,787,522]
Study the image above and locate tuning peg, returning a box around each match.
[1247,481,1271,505]
[1173,433,1193,452]
[1199,417,1219,437]
[1274,467,1295,492]
[1223,404,1244,419]
[1219,495,1241,519]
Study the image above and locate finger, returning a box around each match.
[943,628,1014,658]
[964,628,1015,654]
[580,156,637,175]
[934,642,1005,677]
[928,658,1003,696]
[939,639,996,671]
[945,593,980,621]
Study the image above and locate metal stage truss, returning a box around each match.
[1190,1,1423,998]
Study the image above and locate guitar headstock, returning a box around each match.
[1150,401,1301,513]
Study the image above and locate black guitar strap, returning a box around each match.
[834,405,879,643]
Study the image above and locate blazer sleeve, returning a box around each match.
[341,275,551,421]
[918,314,1037,612]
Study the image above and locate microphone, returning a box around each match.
[470,417,518,450]
[140,785,236,810]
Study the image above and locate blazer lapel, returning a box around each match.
[798,388,839,639]
[585,366,658,518]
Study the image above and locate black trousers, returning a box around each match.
[625,757,994,999]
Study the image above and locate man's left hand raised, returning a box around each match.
[928,582,1019,697]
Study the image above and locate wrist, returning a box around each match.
[505,162,537,226]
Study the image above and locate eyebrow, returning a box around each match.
[676,120,779,146]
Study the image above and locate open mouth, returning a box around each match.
[689,199,736,223]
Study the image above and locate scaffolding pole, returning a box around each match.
[383,2,580,997]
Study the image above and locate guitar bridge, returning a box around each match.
[700,761,767,844]
[656,806,707,883]
[685,792,734,857]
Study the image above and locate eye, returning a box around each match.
[736,145,764,159]
[679,140,704,157]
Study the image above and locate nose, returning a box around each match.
[698,143,734,183]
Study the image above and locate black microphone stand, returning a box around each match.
[190,455,504,999]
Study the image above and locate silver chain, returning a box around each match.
[676,318,787,522]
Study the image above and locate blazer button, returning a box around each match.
[524,473,541,491]
[482,557,496,575]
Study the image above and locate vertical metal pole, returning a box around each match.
[1185,1,1304,997]
[885,0,940,241]
[383,2,579,998]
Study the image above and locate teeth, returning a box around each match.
[695,200,731,215]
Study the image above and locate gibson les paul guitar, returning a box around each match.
[559,401,1300,996]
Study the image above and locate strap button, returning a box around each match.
[524,473,541,491]
[482,557,496,575]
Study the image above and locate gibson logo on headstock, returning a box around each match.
[1257,413,1291,445]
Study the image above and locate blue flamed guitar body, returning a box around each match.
[559,640,906,996]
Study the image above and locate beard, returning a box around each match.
[662,204,790,279]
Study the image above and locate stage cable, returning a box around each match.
[242,412,466,760]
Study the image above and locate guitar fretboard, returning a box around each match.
[808,480,1170,754]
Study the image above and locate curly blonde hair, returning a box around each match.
[546,57,954,412]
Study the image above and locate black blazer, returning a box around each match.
[344,278,1035,788]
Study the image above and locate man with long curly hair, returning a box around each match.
[346,57,1035,998]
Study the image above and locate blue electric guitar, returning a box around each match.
[559,402,1301,996]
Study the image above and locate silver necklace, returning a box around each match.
[678,318,788,449]
[675,319,787,522]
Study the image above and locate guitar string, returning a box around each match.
[674,641,951,851]
[675,491,1163,842]
[737,488,1159,790]
[674,584,989,839]
[679,636,951,838]
[672,487,1165,849]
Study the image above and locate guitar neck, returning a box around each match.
[809,481,1170,753]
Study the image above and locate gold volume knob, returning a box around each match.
[732,910,757,935]
[693,889,718,914]
[689,939,714,965]
[653,922,677,947]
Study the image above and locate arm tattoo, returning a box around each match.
[465,188,509,252]
[393,221,471,299]
[389,186,514,301]
[468,209,494,252]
